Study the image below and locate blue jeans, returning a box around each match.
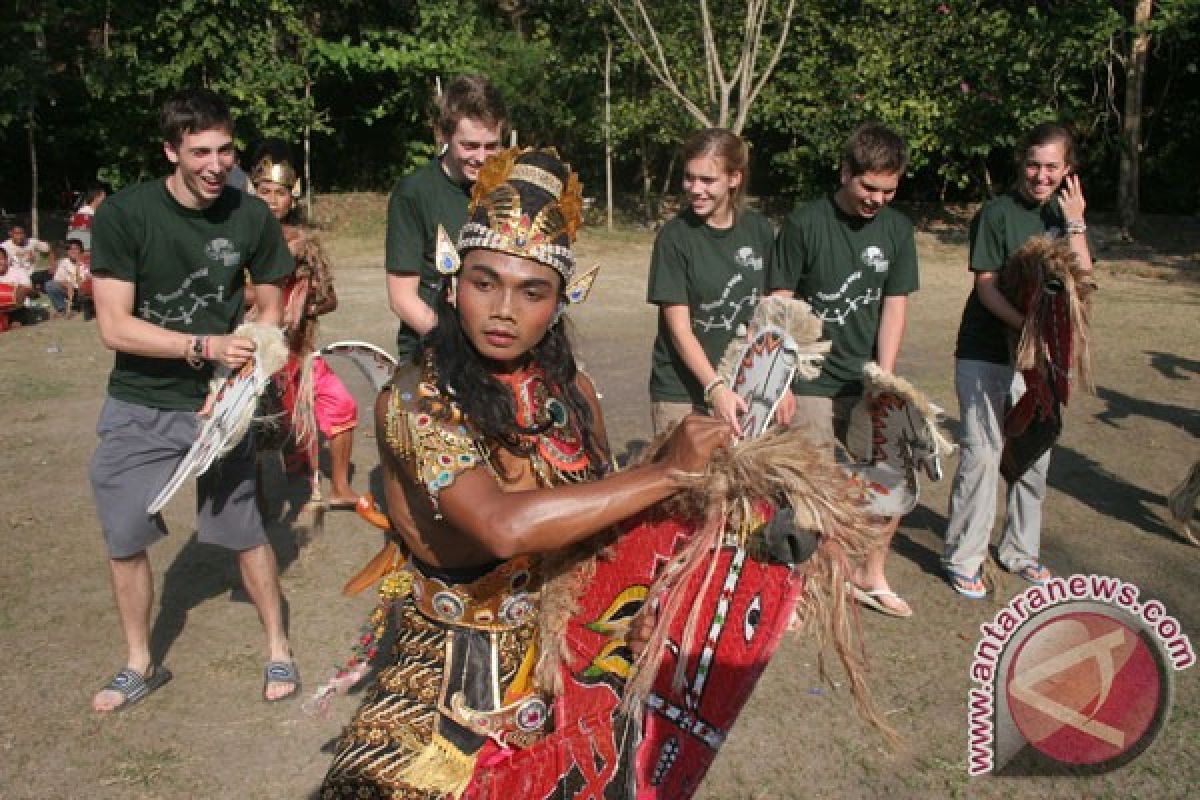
[44,280,70,313]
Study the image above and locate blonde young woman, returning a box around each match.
[647,128,777,433]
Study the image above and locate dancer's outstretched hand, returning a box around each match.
[658,413,734,478]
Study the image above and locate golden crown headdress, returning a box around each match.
[443,148,597,305]
[250,155,302,198]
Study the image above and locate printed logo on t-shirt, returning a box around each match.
[861,245,889,273]
[205,238,242,267]
[812,269,882,327]
[695,272,760,333]
[139,267,225,326]
[735,246,765,271]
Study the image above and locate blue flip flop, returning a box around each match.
[946,568,987,599]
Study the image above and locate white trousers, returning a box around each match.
[943,359,1050,576]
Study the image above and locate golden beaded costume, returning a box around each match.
[320,360,603,799]
[321,148,605,799]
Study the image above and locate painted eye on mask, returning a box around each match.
[743,593,762,643]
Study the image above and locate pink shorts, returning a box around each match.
[312,357,357,437]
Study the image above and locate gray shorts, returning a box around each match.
[89,396,267,559]
[788,394,857,447]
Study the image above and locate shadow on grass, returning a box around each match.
[147,455,317,668]
[1048,445,1184,544]
[1093,384,1199,438]
[1144,349,1200,383]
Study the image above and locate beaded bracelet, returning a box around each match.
[703,376,727,405]
[1065,219,1087,236]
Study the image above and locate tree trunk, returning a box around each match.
[1118,0,1153,240]
[28,111,39,240]
[639,133,653,224]
[660,152,676,197]
[304,78,313,223]
[605,35,614,232]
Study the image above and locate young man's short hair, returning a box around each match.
[433,75,507,139]
[66,238,85,250]
[842,123,908,177]
[160,88,234,148]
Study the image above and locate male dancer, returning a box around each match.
[89,88,298,711]
[769,123,920,618]
[385,74,506,361]
[321,148,730,797]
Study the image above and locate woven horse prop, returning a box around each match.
[843,362,956,517]
[998,236,1096,481]
[148,322,287,513]
[1167,460,1200,546]
[460,296,887,799]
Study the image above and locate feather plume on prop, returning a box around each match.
[147,323,287,513]
[845,362,956,465]
[999,236,1097,400]
[714,294,830,387]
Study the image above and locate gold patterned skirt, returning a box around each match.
[321,559,543,799]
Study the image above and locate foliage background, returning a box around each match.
[1,0,1197,219]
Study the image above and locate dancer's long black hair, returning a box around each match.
[426,285,609,474]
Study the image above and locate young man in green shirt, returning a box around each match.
[89,89,298,711]
[385,75,507,361]
[769,123,919,618]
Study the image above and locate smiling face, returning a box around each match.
[682,154,742,228]
[254,178,293,221]
[1018,140,1070,206]
[439,116,503,184]
[453,249,562,372]
[835,168,902,220]
[163,127,235,209]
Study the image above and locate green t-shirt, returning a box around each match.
[91,180,294,410]
[385,157,472,357]
[647,208,775,404]
[767,194,919,397]
[955,192,1074,365]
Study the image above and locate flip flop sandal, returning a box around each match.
[1012,563,1052,587]
[847,582,913,618]
[946,568,987,600]
[99,666,172,712]
[263,660,300,703]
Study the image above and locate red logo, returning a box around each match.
[1004,610,1166,767]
